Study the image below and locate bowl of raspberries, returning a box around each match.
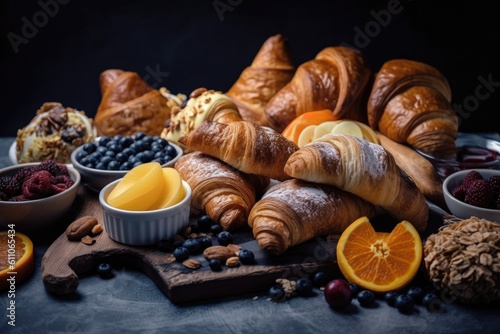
[443,169,500,222]
[0,160,81,234]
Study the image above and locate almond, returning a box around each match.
[183,259,201,270]
[226,256,240,267]
[203,245,236,262]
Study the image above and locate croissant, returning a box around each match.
[178,120,299,181]
[161,88,242,150]
[367,59,459,158]
[248,179,377,256]
[95,69,183,137]
[226,34,294,126]
[284,134,428,232]
[263,46,372,132]
[174,152,270,231]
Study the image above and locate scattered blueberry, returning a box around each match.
[208,259,222,272]
[97,263,114,279]
[182,238,201,254]
[295,278,314,296]
[384,291,400,307]
[217,231,233,246]
[210,224,223,235]
[422,292,443,312]
[197,214,213,232]
[173,247,190,262]
[407,286,425,304]
[198,236,212,251]
[269,285,286,302]
[349,283,360,297]
[357,290,376,307]
[312,271,328,287]
[238,249,255,264]
[172,239,184,250]
[394,294,415,314]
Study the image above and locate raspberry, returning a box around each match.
[487,175,500,196]
[10,194,27,201]
[451,185,467,201]
[462,170,483,187]
[7,166,36,195]
[464,179,494,208]
[35,160,68,176]
[51,175,74,193]
[22,170,55,200]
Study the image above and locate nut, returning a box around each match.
[66,216,98,241]
[226,256,240,267]
[81,235,95,245]
[183,259,201,270]
[203,245,236,262]
[227,244,242,255]
[91,223,104,236]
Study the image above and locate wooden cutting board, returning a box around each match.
[41,186,341,303]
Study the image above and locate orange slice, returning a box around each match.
[0,231,35,290]
[336,216,422,293]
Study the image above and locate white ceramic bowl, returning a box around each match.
[71,141,183,192]
[0,162,81,234]
[99,178,192,246]
[443,169,500,222]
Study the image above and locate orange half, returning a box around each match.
[336,216,422,293]
[0,231,35,290]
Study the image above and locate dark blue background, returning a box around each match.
[1,0,498,137]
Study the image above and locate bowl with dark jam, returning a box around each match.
[417,133,500,180]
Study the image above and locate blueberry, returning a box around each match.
[119,161,134,170]
[210,224,223,235]
[182,238,201,254]
[107,161,121,170]
[422,292,443,312]
[357,290,376,307]
[349,283,360,297]
[208,259,222,271]
[172,239,184,250]
[407,286,425,304]
[165,145,178,158]
[312,271,328,287]
[97,262,114,279]
[217,231,233,246]
[134,132,146,140]
[82,142,97,154]
[173,247,190,262]
[394,294,415,314]
[119,136,134,148]
[295,278,313,296]
[198,236,212,250]
[238,249,255,264]
[99,136,112,146]
[157,239,172,252]
[268,285,286,302]
[95,162,107,170]
[115,152,128,163]
[384,291,400,307]
[198,214,214,232]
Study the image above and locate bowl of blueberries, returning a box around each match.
[71,132,183,192]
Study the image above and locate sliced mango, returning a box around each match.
[107,162,164,211]
[153,167,185,209]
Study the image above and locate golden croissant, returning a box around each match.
[284,134,428,232]
[174,152,269,231]
[248,179,376,256]
[227,34,294,126]
[94,69,183,137]
[367,59,459,158]
[263,46,372,132]
[178,120,299,181]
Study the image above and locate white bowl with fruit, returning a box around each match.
[98,162,192,246]
[71,133,183,192]
[443,169,500,222]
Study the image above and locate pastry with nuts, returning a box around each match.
[16,102,96,164]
